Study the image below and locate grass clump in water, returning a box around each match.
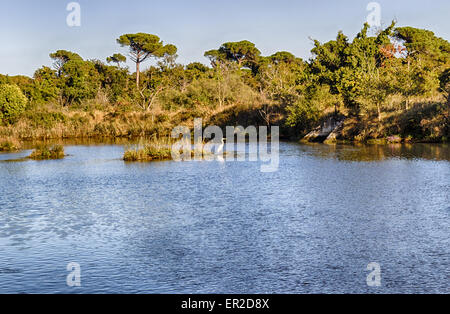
[123,138,173,162]
[0,138,22,152]
[123,137,217,162]
[123,145,172,162]
[29,144,65,160]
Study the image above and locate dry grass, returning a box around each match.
[0,137,22,152]
[0,106,211,140]
[122,135,218,162]
[333,101,449,143]
[123,137,173,162]
[123,146,172,162]
[0,99,271,141]
[1,94,447,144]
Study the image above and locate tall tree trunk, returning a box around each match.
[136,61,140,88]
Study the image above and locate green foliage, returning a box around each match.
[24,110,67,128]
[258,57,307,106]
[309,22,398,114]
[32,66,61,103]
[205,40,261,72]
[29,144,65,160]
[107,53,127,66]
[159,63,256,110]
[0,23,449,142]
[394,27,450,64]
[439,68,450,101]
[50,50,82,63]
[0,75,36,103]
[0,84,28,124]
[269,51,299,65]
[395,59,440,106]
[185,62,209,80]
[117,33,176,58]
[117,33,177,87]
[392,27,449,106]
[93,60,130,102]
[286,85,338,131]
[60,60,100,104]
[50,50,83,76]
[358,67,394,121]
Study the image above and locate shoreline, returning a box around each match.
[1,135,448,150]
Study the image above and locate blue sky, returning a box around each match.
[1,0,449,76]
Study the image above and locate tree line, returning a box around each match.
[0,22,449,140]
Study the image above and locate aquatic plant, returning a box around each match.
[123,145,172,162]
[123,136,215,162]
[29,144,65,160]
[123,137,173,162]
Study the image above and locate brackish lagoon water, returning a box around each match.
[0,142,449,293]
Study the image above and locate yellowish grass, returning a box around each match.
[0,137,22,152]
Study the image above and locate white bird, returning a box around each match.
[216,138,226,162]
[216,138,225,154]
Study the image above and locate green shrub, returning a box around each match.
[0,84,28,124]
[24,111,67,128]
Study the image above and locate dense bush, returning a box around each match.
[0,84,28,124]
[24,110,67,128]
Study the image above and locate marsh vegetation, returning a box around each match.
[29,144,65,160]
[0,138,22,152]
[123,138,173,162]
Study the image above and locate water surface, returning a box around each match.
[0,142,448,293]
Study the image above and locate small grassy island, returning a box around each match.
[123,144,172,162]
[123,137,217,162]
[29,144,65,160]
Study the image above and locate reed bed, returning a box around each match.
[0,137,22,152]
